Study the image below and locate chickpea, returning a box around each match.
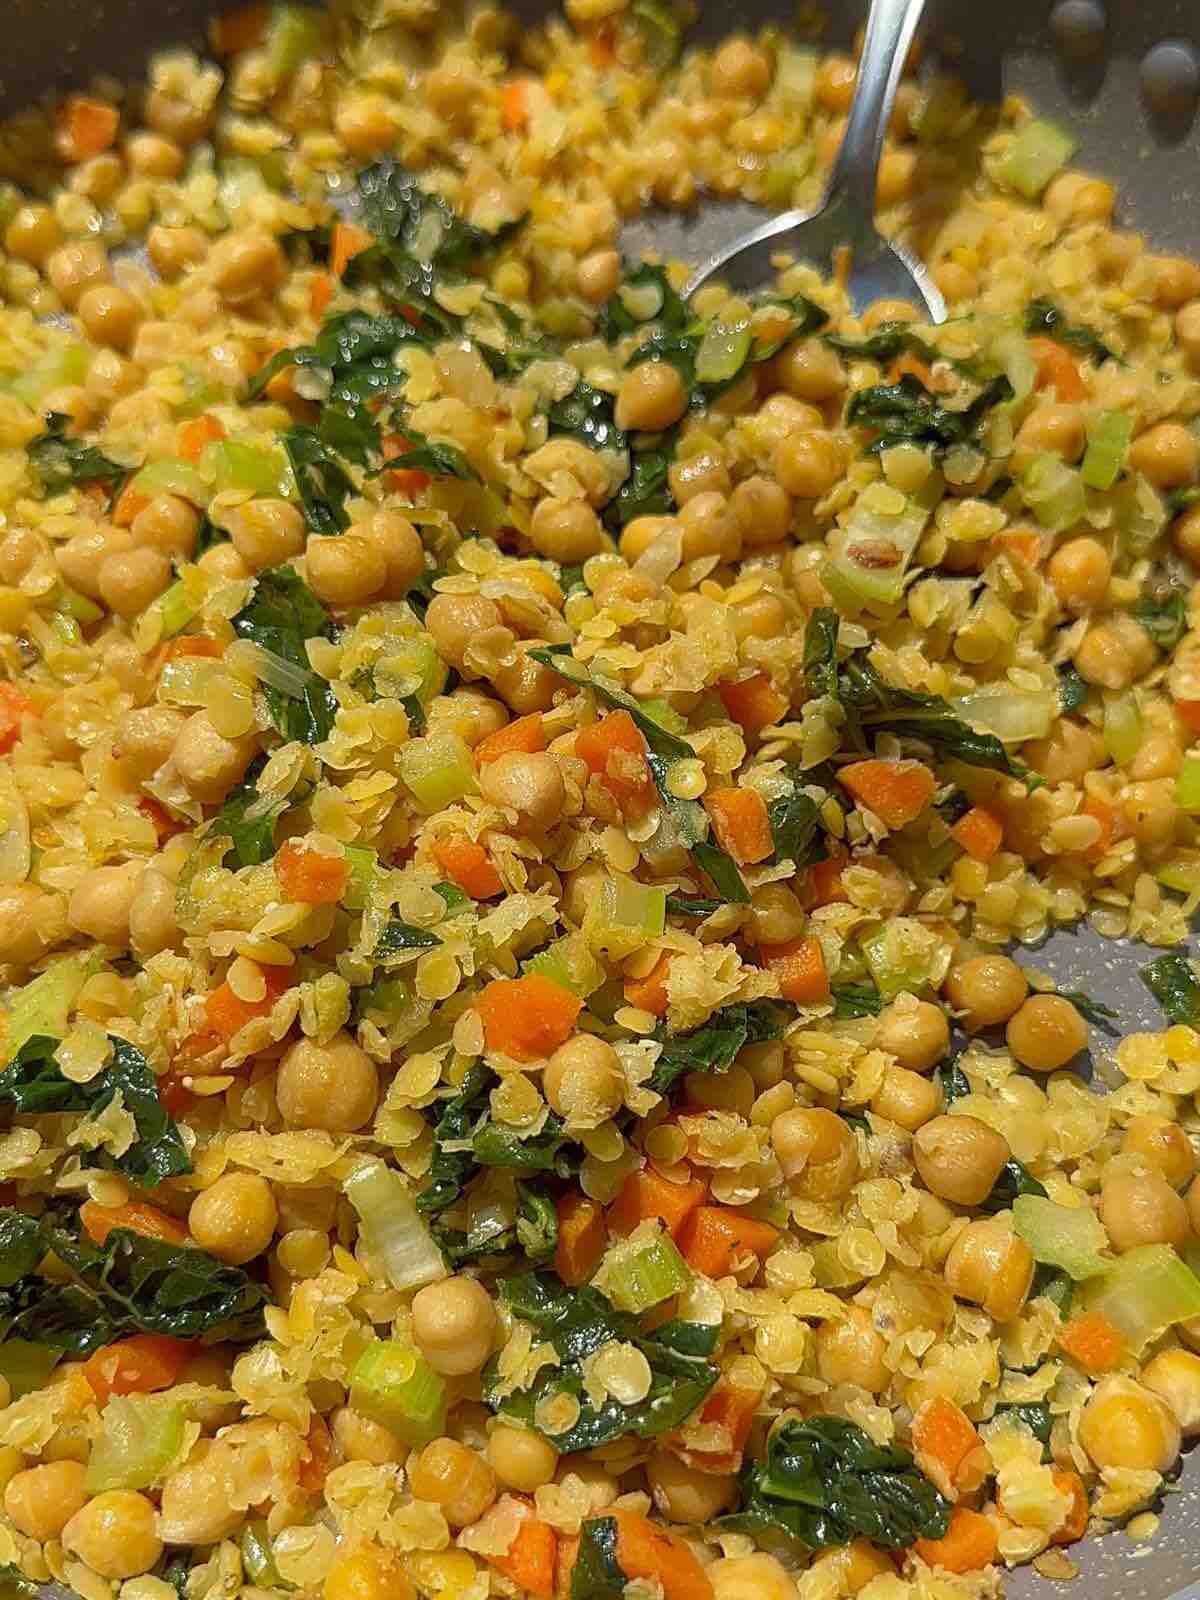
[773,429,843,499]
[425,593,503,674]
[408,1438,497,1527]
[771,338,845,401]
[67,860,141,948]
[479,750,564,831]
[428,689,508,748]
[815,1305,889,1392]
[124,129,183,177]
[1130,421,1198,489]
[670,450,731,506]
[1076,613,1158,690]
[1129,724,1182,782]
[543,1034,624,1126]
[173,711,257,803]
[411,1274,496,1375]
[1151,254,1200,310]
[62,1490,162,1579]
[647,1451,736,1522]
[620,514,680,565]
[944,1214,1034,1322]
[1123,778,1178,848]
[1024,718,1104,785]
[1176,300,1200,369]
[871,1064,941,1131]
[678,490,742,562]
[1119,1118,1195,1192]
[491,641,558,714]
[98,545,171,617]
[331,1405,405,1465]
[711,36,771,98]
[47,239,111,307]
[132,494,201,560]
[0,527,42,585]
[1047,536,1111,612]
[4,1459,87,1540]
[739,1038,786,1091]
[325,1544,415,1600]
[731,590,786,642]
[276,1032,378,1133]
[808,1542,894,1595]
[529,497,607,562]
[615,361,688,432]
[208,229,285,305]
[1006,995,1088,1073]
[148,224,207,278]
[487,1424,558,1492]
[933,259,978,303]
[1015,404,1085,460]
[709,1552,797,1600]
[1141,1349,1200,1437]
[1044,171,1116,226]
[943,955,1028,1031]
[1100,1170,1189,1252]
[229,498,306,571]
[771,1107,858,1200]
[78,283,142,351]
[913,1115,1010,1207]
[188,1173,277,1265]
[334,92,401,157]
[5,203,62,264]
[0,883,69,967]
[815,54,857,113]
[193,545,244,580]
[1079,1377,1181,1472]
[876,998,949,1073]
[748,883,806,945]
[877,148,917,206]
[576,249,621,304]
[130,867,179,959]
[730,475,792,546]
[307,533,388,607]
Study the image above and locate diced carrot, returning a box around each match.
[489,1498,557,1600]
[610,1508,713,1600]
[840,757,936,829]
[477,974,583,1061]
[137,795,188,844]
[112,483,151,527]
[56,95,119,163]
[297,1415,333,1498]
[607,1167,707,1241]
[992,526,1043,567]
[501,79,533,132]
[554,1192,606,1287]
[209,1,269,56]
[623,952,671,1017]
[1029,337,1086,403]
[806,852,848,906]
[1176,699,1200,737]
[950,806,1004,862]
[760,935,830,1005]
[556,1534,581,1600]
[177,414,226,462]
[476,713,546,766]
[1051,1469,1089,1546]
[382,433,431,497]
[432,835,503,899]
[80,1199,189,1248]
[162,635,224,663]
[1082,796,1118,859]
[330,222,373,279]
[1057,1310,1125,1376]
[677,1205,779,1278]
[204,963,291,1042]
[717,673,789,739]
[915,1507,998,1575]
[671,1382,761,1474]
[911,1396,984,1499]
[705,787,773,866]
[309,273,334,318]
[576,710,655,812]
[0,683,37,755]
[588,24,616,68]
[157,1072,196,1117]
[889,353,933,388]
[83,1334,196,1405]
[275,839,350,906]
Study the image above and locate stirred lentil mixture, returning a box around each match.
[0,5,1199,1600]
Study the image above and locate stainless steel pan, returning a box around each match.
[3,1,1199,1595]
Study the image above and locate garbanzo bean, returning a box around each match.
[188,1173,277,1264]
[1129,421,1199,488]
[148,224,208,277]
[669,450,731,505]
[748,883,807,945]
[543,1034,624,1126]
[729,474,792,546]
[943,955,1029,1031]
[771,338,845,401]
[773,429,844,498]
[98,545,172,617]
[331,1405,405,1465]
[325,1544,415,1600]
[478,750,564,830]
[4,1459,87,1540]
[4,203,61,264]
[1141,1348,1200,1436]
[1005,994,1088,1072]
[425,593,503,674]
[78,282,143,350]
[1122,1117,1196,1190]
[229,498,306,571]
[1150,253,1200,309]
[408,1438,497,1527]
[490,640,558,713]
[871,1064,941,1131]
[0,883,69,967]
[710,1552,798,1600]
[815,1304,889,1392]
[173,711,257,803]
[1015,403,1085,460]
[615,360,689,432]
[334,92,401,157]
[275,1032,377,1132]
[875,998,949,1072]
[529,497,607,562]
[208,229,285,304]
[129,866,178,959]
[361,509,426,597]
[47,239,111,307]
[67,860,142,948]
[678,490,742,561]
[412,1275,497,1375]
[1023,718,1105,784]
[487,1424,559,1492]
[62,1490,162,1579]
[647,1450,736,1521]
[943,1214,1035,1321]
[771,1107,858,1199]
[1079,1377,1181,1472]
[576,249,621,304]
[307,532,388,607]
[710,36,771,98]
[912,1115,1010,1207]
[1047,536,1111,612]
[1100,1170,1189,1252]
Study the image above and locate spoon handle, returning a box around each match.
[828,0,927,220]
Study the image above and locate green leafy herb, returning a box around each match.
[472,1117,566,1173]
[804,606,840,700]
[1031,1263,1074,1316]
[824,323,974,375]
[600,264,689,341]
[982,1159,1048,1214]
[606,444,674,527]
[630,0,688,69]
[721,1415,950,1550]
[691,840,750,904]
[433,882,470,912]
[937,1057,969,1104]
[1024,299,1117,366]
[570,1518,625,1600]
[375,919,440,956]
[204,761,283,867]
[1141,952,1200,1027]
[1056,662,1090,713]
[356,160,524,274]
[416,1066,490,1216]
[369,428,480,484]
[231,567,337,745]
[766,786,825,870]
[1055,989,1118,1030]
[527,650,691,766]
[846,373,1013,456]
[665,894,727,918]
[0,1035,190,1188]
[26,413,127,495]
[993,1401,1052,1450]
[283,426,354,535]
[548,381,627,454]
[516,1184,559,1263]
[831,982,884,1020]
[0,1564,38,1600]
[1128,582,1188,652]
[650,1001,786,1097]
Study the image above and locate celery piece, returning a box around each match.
[1102,692,1142,767]
[524,932,606,998]
[809,1239,866,1290]
[1081,410,1133,491]
[202,439,290,498]
[774,45,817,105]
[0,1340,60,1399]
[3,953,96,1062]
[55,585,105,626]
[86,1395,188,1492]
[130,457,210,508]
[241,1522,288,1588]
[1020,452,1087,531]
[823,494,931,611]
[950,687,1057,745]
[1176,756,1200,816]
[639,697,688,737]
[154,579,202,641]
[174,368,225,418]
[376,637,448,706]
[9,342,88,408]
[998,118,1077,200]
[1012,1195,1109,1281]
[1157,849,1200,894]
[342,846,378,910]
[583,872,667,959]
[397,732,478,813]
[861,919,944,1002]
[357,976,411,1022]
[350,1341,447,1445]
[265,1,326,77]
[602,1235,692,1313]
[990,330,1036,409]
[1083,1244,1200,1352]
[344,1159,446,1292]
[695,321,752,386]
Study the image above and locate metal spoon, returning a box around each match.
[683,0,945,322]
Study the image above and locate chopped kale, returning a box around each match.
[599,264,689,341]
[981,1158,1048,1214]
[1054,989,1118,1030]
[356,160,525,273]
[1024,299,1118,366]
[846,373,1013,456]
[548,380,627,454]
[1141,953,1200,1027]
[370,427,480,484]
[26,412,127,495]
[0,1564,39,1600]
[804,606,840,700]
[1056,662,1090,713]
[665,894,728,918]
[416,1066,490,1216]
[767,786,825,869]
[650,1000,786,1097]
[374,919,440,956]
[204,761,284,867]
[630,0,689,69]
[937,1057,969,1104]
[691,840,750,905]
[831,982,884,1020]
[1128,582,1188,652]
[569,1517,625,1600]
[605,443,674,527]
[993,1401,1053,1451]
[231,567,338,745]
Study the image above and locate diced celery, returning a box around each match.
[376,637,448,706]
[397,732,478,813]
[583,872,667,959]
[1081,410,1133,491]
[911,78,969,145]
[1020,452,1087,531]
[640,697,688,737]
[823,493,931,611]
[862,918,946,1001]
[1158,849,1200,894]
[86,1395,188,1491]
[3,952,96,1061]
[524,932,606,998]
[600,1234,692,1314]
[265,1,327,77]
[129,457,210,508]
[241,1521,288,1588]
[55,585,105,625]
[1083,1245,1200,1352]
[951,687,1056,745]
[990,330,1036,409]
[1012,1195,1109,1280]
[997,118,1077,200]
[761,152,812,206]
[1177,756,1200,816]
[694,321,752,386]
[357,976,411,1021]
[343,846,378,910]
[344,1159,446,1292]
[350,1341,447,1445]
[774,45,817,105]
[9,341,88,408]
[809,1239,867,1289]
[202,439,291,497]
[1113,473,1167,554]
[174,368,225,418]
[1103,692,1142,767]
[0,1341,60,1399]
[154,579,203,641]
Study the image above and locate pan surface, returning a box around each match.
[2,2,1199,1597]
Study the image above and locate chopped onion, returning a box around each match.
[344,1158,447,1292]
[1083,1244,1200,1352]
[952,686,1057,744]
